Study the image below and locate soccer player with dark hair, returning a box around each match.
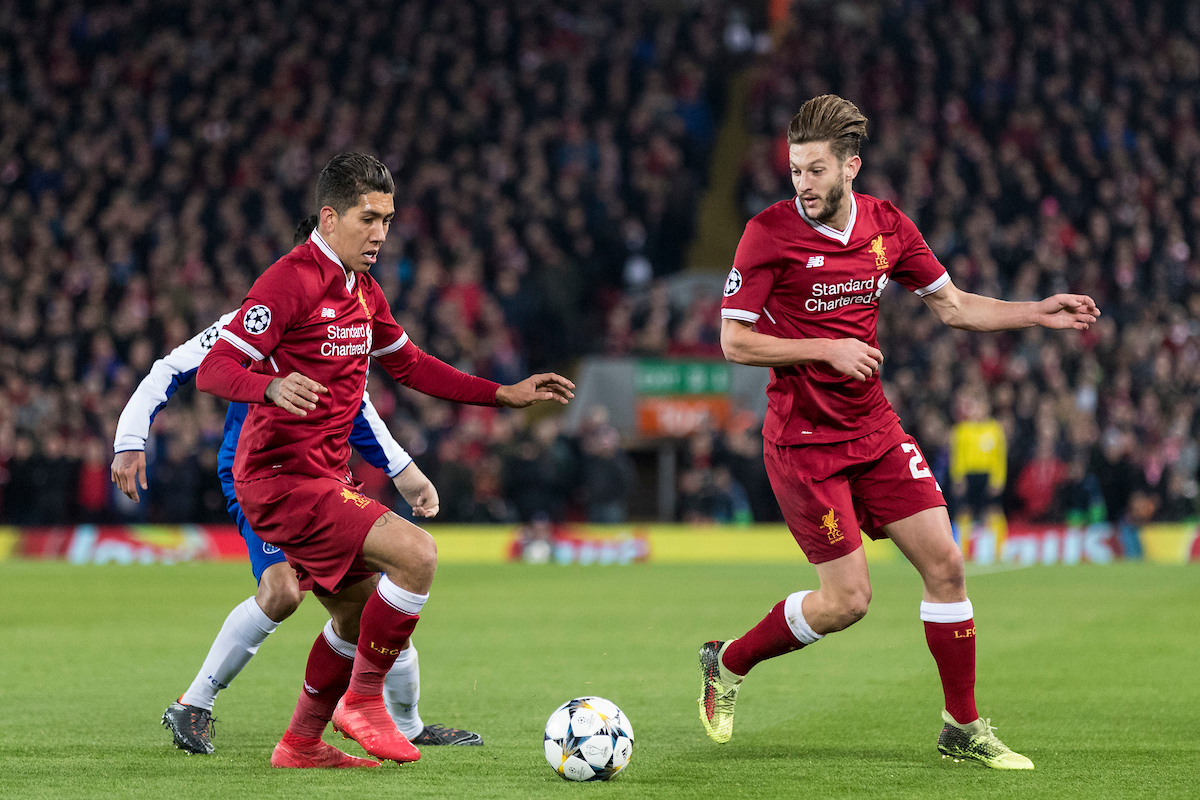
[112,215,480,754]
[699,95,1099,769]
[196,153,574,767]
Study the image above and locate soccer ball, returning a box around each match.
[543,696,634,781]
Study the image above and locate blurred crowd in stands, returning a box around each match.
[0,0,735,524]
[3,0,1200,530]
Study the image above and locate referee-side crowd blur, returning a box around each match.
[1,0,1199,529]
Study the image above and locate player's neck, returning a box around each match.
[310,229,360,291]
[312,229,353,277]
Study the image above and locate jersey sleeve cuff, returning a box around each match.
[386,455,415,478]
[721,308,761,323]
[912,272,951,297]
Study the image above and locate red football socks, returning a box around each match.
[721,600,805,676]
[924,617,978,724]
[347,590,421,696]
[286,630,354,739]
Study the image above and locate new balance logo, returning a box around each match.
[805,256,825,268]
[321,307,336,318]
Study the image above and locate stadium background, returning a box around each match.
[1,4,1199,800]
[0,0,1199,567]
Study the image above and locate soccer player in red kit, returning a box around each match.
[698,96,1099,769]
[197,153,574,768]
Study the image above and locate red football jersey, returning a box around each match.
[721,193,948,446]
[203,231,497,482]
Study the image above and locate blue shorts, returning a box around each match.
[222,479,288,583]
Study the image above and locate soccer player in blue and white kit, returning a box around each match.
[113,235,481,762]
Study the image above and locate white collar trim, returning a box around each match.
[310,230,356,292]
[795,193,857,246]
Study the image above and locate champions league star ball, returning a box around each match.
[543,697,634,781]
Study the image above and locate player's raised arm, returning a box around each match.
[111,312,237,501]
[921,279,1100,332]
[366,279,574,407]
[373,336,574,407]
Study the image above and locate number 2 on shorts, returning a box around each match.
[901,442,933,480]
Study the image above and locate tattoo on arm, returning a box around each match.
[372,511,401,528]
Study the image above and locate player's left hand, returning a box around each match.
[111,450,148,502]
[495,373,576,408]
[1035,294,1100,330]
[393,462,440,519]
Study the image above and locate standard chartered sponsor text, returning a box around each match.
[323,322,371,356]
[806,276,881,313]
[322,340,370,356]
[327,323,368,339]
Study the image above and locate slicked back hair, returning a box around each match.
[315,153,394,216]
[787,95,868,164]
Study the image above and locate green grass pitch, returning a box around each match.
[1,557,1197,799]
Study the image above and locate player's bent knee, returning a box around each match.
[259,581,303,621]
[833,587,871,630]
[364,516,438,585]
[257,563,304,622]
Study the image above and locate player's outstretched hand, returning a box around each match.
[111,450,147,502]
[393,462,440,519]
[823,338,884,381]
[495,373,576,408]
[265,372,328,417]
[1035,294,1100,330]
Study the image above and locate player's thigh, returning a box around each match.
[763,443,863,564]
[849,432,946,537]
[882,507,965,601]
[361,511,438,582]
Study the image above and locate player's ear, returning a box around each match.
[844,155,861,181]
[319,206,338,233]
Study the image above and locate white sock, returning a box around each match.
[716,640,744,683]
[919,599,973,623]
[180,597,278,710]
[383,644,424,738]
[377,575,429,615]
[322,619,357,659]
[783,590,825,645]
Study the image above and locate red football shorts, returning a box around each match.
[234,474,389,595]
[763,421,946,564]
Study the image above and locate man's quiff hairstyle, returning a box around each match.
[315,152,395,215]
[787,95,868,163]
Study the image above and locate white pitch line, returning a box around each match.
[964,562,1037,577]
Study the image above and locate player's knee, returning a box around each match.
[832,586,872,630]
[374,524,437,581]
[260,581,303,621]
[926,546,965,598]
[407,529,438,580]
[257,564,304,622]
